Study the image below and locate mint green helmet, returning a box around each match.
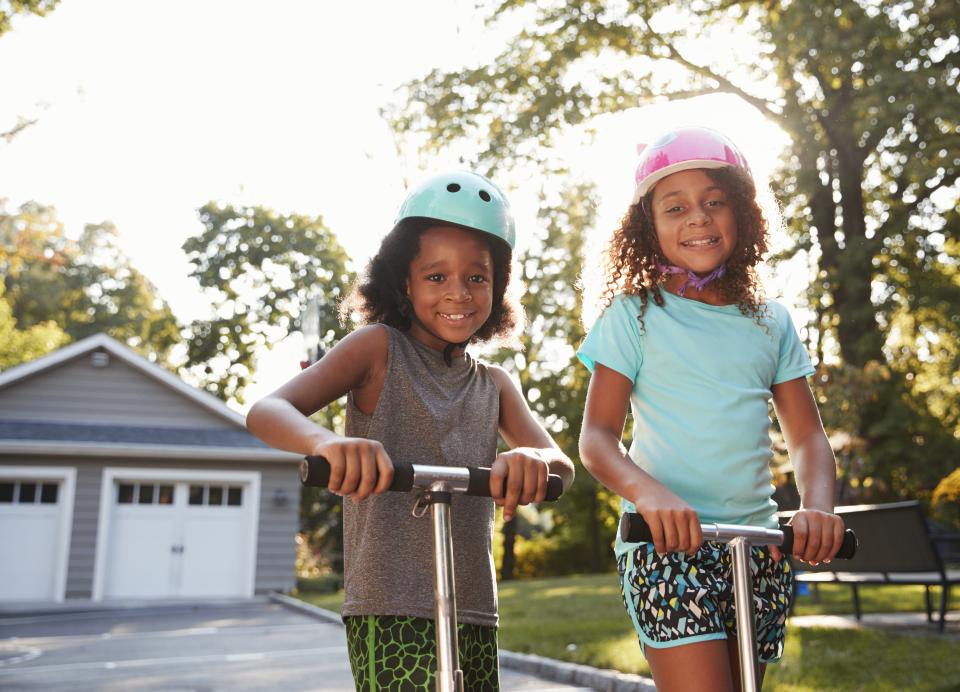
[394,170,516,250]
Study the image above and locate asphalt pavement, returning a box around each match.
[0,599,638,691]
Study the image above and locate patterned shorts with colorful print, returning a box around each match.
[343,614,499,691]
[618,541,794,663]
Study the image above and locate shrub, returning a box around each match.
[931,468,960,529]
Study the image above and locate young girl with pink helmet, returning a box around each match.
[577,127,844,690]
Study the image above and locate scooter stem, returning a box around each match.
[729,536,760,692]
[427,481,464,692]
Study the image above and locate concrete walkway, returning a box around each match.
[790,609,959,637]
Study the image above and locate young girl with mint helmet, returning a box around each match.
[343,170,520,362]
[250,169,574,690]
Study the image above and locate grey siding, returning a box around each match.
[0,456,299,599]
[0,356,230,428]
[255,466,301,594]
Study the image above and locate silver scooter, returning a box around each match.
[301,456,564,692]
[619,513,857,692]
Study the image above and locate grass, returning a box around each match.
[296,574,959,691]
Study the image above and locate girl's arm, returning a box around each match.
[487,365,575,521]
[246,324,393,500]
[772,376,844,564]
[579,364,702,554]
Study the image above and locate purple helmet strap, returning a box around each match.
[656,263,727,297]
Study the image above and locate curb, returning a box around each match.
[269,592,656,691]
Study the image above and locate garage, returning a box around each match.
[0,466,76,601]
[94,468,261,600]
[0,333,301,603]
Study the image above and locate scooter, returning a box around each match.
[619,513,858,692]
[300,456,564,692]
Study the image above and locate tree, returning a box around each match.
[180,202,354,404]
[1,0,62,142]
[0,201,181,363]
[391,0,960,501]
[181,203,356,574]
[0,0,59,37]
[0,282,66,370]
[493,174,619,576]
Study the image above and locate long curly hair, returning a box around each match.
[340,218,520,344]
[600,166,769,323]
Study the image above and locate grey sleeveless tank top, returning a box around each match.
[341,325,501,627]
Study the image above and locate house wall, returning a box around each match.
[0,455,299,598]
[0,355,230,428]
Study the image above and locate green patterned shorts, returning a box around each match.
[344,614,499,691]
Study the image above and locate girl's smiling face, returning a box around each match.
[650,168,738,277]
[405,225,494,351]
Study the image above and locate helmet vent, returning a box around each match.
[446,183,461,192]
[478,190,491,202]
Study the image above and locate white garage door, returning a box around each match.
[96,469,260,600]
[0,467,76,601]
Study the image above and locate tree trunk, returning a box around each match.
[832,140,884,367]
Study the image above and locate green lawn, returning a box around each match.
[296,574,960,691]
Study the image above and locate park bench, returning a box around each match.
[781,500,960,631]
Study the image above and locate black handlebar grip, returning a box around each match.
[619,512,859,559]
[466,467,490,497]
[301,456,563,501]
[390,464,415,492]
[300,456,331,487]
[781,526,858,560]
[619,512,655,543]
[301,455,416,491]
[465,467,564,501]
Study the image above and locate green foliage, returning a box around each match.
[0,282,67,370]
[0,0,59,38]
[0,201,181,363]
[931,467,960,529]
[491,175,619,575]
[391,0,960,503]
[811,362,959,503]
[180,202,354,403]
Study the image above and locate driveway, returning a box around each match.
[0,600,594,691]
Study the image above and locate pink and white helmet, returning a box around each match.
[632,126,751,203]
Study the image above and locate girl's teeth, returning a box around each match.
[683,238,718,247]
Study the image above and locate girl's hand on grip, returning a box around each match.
[788,509,844,565]
[635,486,702,556]
[490,448,549,522]
[311,437,393,501]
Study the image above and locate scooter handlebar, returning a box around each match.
[300,455,564,501]
[618,512,858,559]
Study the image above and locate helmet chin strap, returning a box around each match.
[401,295,471,366]
[656,263,727,297]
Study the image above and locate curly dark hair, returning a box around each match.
[600,166,769,323]
[340,218,520,344]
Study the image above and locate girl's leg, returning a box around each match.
[344,614,435,690]
[344,615,499,691]
[458,622,499,691]
[644,639,736,692]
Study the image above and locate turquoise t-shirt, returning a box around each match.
[577,291,814,556]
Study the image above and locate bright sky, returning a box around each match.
[1,0,801,410]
